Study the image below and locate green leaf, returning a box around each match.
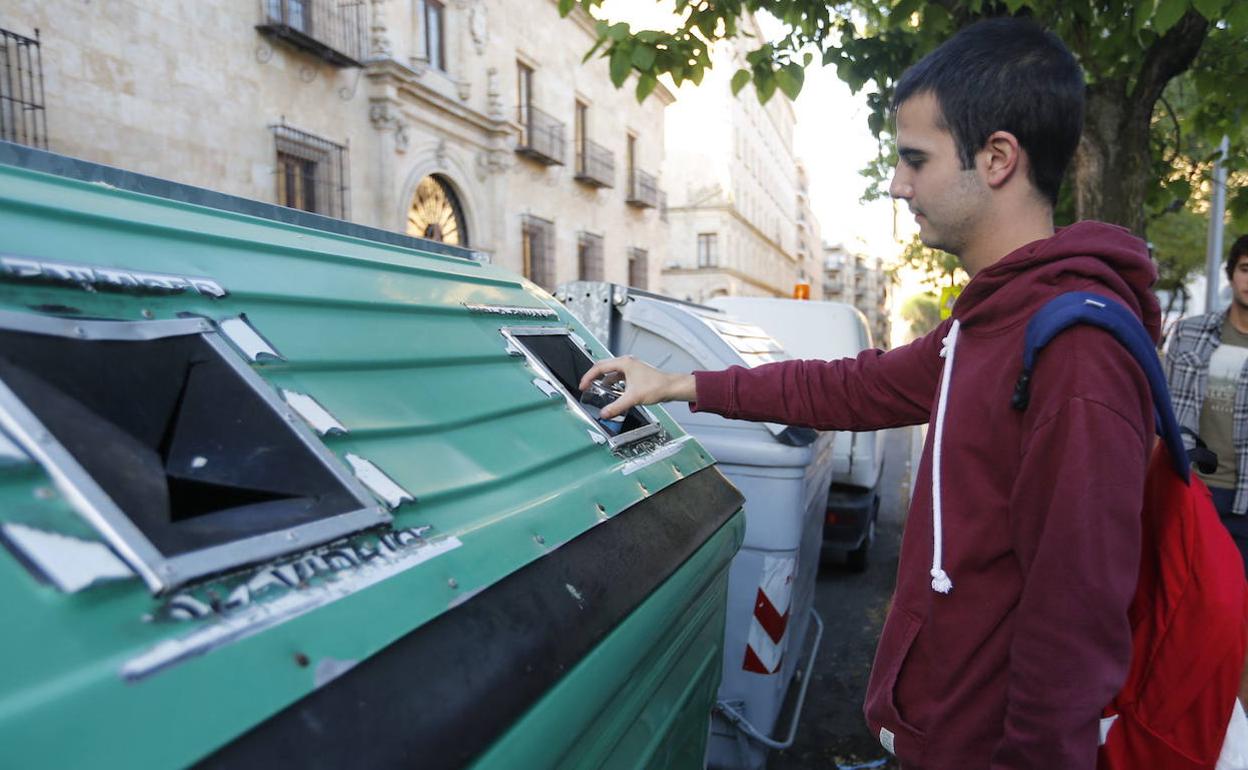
[756,72,777,104]
[558,0,575,16]
[776,63,805,100]
[1002,0,1028,13]
[1191,0,1227,20]
[631,44,657,71]
[609,46,632,87]
[731,68,752,96]
[1152,0,1190,35]
[1133,0,1157,31]
[1226,0,1248,28]
[606,22,630,42]
[636,73,658,102]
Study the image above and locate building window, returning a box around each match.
[626,133,636,186]
[271,122,349,220]
[574,100,587,166]
[407,174,467,246]
[517,61,533,147]
[697,233,718,268]
[577,231,604,281]
[424,0,445,72]
[522,214,556,289]
[0,27,46,149]
[628,247,649,290]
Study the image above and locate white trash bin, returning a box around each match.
[557,282,833,770]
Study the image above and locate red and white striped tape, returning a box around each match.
[742,555,796,674]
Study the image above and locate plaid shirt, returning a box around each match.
[1164,310,1248,515]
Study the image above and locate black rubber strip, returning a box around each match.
[195,464,743,769]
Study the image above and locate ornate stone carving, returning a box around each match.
[475,148,511,180]
[369,100,409,154]
[457,79,471,102]
[486,67,503,119]
[469,2,489,55]
[369,0,393,59]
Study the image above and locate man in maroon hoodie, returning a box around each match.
[580,17,1159,770]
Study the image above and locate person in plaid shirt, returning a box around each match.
[1166,234,1248,571]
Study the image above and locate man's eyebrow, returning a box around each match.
[898,146,927,160]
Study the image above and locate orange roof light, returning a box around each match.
[793,283,810,300]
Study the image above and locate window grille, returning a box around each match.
[577,232,604,281]
[522,214,556,289]
[628,247,649,290]
[0,27,47,149]
[697,233,718,268]
[271,122,349,220]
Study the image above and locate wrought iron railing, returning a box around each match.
[626,169,658,208]
[0,27,47,149]
[516,105,565,166]
[574,138,613,188]
[257,0,366,67]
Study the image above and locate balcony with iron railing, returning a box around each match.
[516,105,565,166]
[256,0,366,67]
[0,27,47,149]
[626,169,658,209]
[574,138,613,188]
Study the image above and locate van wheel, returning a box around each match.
[847,498,879,573]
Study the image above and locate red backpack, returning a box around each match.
[1015,293,1248,769]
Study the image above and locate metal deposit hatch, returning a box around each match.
[0,312,386,591]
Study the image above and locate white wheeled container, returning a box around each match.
[557,282,834,770]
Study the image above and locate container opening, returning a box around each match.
[0,327,363,558]
[512,333,655,439]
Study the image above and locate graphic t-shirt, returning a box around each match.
[1198,316,1248,490]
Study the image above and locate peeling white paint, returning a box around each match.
[218,316,282,361]
[314,657,358,689]
[282,390,347,436]
[1,523,133,592]
[532,378,561,398]
[345,454,414,509]
[121,536,462,681]
[619,435,694,476]
[565,583,585,608]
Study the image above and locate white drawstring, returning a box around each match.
[930,319,960,594]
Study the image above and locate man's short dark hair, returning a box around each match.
[891,17,1085,206]
[1225,235,1248,281]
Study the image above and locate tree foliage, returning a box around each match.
[563,0,1248,256]
[900,292,943,338]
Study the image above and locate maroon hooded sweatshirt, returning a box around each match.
[692,222,1159,769]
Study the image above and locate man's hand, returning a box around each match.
[578,356,697,420]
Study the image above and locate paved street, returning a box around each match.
[770,426,918,770]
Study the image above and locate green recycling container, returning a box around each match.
[0,144,744,769]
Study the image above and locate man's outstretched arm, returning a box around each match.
[578,318,951,430]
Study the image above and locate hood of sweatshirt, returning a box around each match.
[951,220,1160,342]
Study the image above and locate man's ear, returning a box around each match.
[980,130,1022,189]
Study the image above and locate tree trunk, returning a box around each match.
[1071,11,1210,237]
[1073,81,1152,235]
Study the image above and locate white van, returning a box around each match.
[707,297,886,571]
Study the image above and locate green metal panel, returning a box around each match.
[0,161,740,768]
[472,510,745,769]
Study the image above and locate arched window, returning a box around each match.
[407,174,468,246]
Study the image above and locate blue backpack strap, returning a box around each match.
[1010,291,1190,482]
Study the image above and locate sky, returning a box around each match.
[595,2,915,261]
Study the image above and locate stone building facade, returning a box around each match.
[2,0,671,289]
[659,14,813,304]
[823,242,891,347]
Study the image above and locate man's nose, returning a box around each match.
[889,172,912,201]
